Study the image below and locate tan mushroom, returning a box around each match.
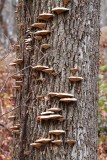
[52,7,69,14]
[68,76,83,82]
[35,30,51,36]
[59,98,77,103]
[31,23,46,29]
[37,13,54,21]
[49,130,65,136]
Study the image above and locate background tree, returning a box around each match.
[12,0,100,160]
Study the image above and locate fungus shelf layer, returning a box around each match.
[52,7,69,14]
[37,13,54,21]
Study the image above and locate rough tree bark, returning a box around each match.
[12,0,100,160]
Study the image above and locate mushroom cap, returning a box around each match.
[34,36,43,40]
[68,76,83,82]
[70,68,79,75]
[9,62,17,66]
[49,130,65,135]
[31,23,46,29]
[35,30,51,36]
[16,81,23,85]
[42,68,54,74]
[41,111,54,115]
[10,126,19,130]
[37,114,63,121]
[13,59,23,64]
[8,115,16,120]
[30,143,42,148]
[52,7,69,14]
[51,140,62,145]
[48,92,58,97]
[32,65,49,71]
[66,140,76,145]
[41,44,51,49]
[36,138,52,143]
[12,85,21,89]
[59,98,77,103]
[47,108,62,113]
[63,0,70,5]
[37,13,54,21]
[56,93,74,98]
[12,74,24,80]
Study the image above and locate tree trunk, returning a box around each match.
[12,0,100,160]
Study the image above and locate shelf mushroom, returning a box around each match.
[47,108,62,113]
[9,62,17,67]
[63,0,70,5]
[59,98,77,103]
[32,65,49,71]
[36,114,63,121]
[56,93,74,98]
[12,85,21,90]
[66,139,76,146]
[30,143,42,149]
[48,92,58,97]
[8,115,16,120]
[70,68,79,75]
[42,68,55,75]
[40,111,54,115]
[35,30,51,36]
[34,36,43,40]
[13,59,23,65]
[36,138,52,143]
[37,13,54,21]
[51,140,62,146]
[52,7,69,14]
[68,76,83,82]
[31,23,46,29]
[49,130,65,136]
[41,44,51,50]
[12,74,24,80]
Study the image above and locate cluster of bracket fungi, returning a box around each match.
[8,0,83,151]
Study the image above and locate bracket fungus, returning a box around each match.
[12,85,21,90]
[31,23,46,29]
[63,0,70,5]
[36,114,63,121]
[30,143,42,148]
[41,44,51,50]
[48,92,58,97]
[36,138,52,143]
[59,98,77,103]
[8,115,16,120]
[56,93,74,98]
[68,76,83,82]
[12,74,24,80]
[66,140,76,145]
[16,81,23,85]
[35,30,51,36]
[70,68,79,75]
[49,130,65,136]
[52,7,69,14]
[51,140,62,146]
[13,59,23,65]
[37,13,54,21]
[34,36,43,40]
[10,126,19,130]
[9,62,17,66]
[42,68,54,74]
[47,108,62,113]
[40,111,54,115]
[32,65,49,71]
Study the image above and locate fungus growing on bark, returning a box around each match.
[51,140,62,146]
[48,92,58,97]
[12,86,21,90]
[13,59,23,65]
[63,0,70,5]
[36,114,63,121]
[40,111,54,115]
[68,76,83,82]
[31,23,46,29]
[49,130,65,135]
[9,63,17,66]
[8,115,16,120]
[12,74,24,80]
[56,93,74,98]
[59,98,77,103]
[16,81,23,85]
[41,44,51,50]
[36,78,46,82]
[37,13,54,21]
[32,65,49,71]
[70,68,79,75]
[47,108,62,113]
[52,7,69,14]
[30,143,42,148]
[66,140,76,145]
[42,68,54,74]
[10,126,19,130]
[34,36,43,40]
[35,30,51,36]
[36,138,52,143]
